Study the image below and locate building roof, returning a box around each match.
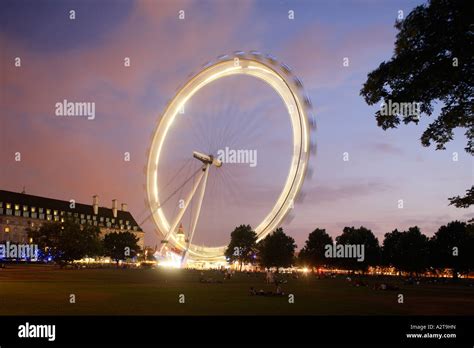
[0,190,142,231]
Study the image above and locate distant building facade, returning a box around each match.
[0,190,144,248]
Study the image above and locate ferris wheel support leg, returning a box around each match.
[159,165,206,254]
[181,164,210,266]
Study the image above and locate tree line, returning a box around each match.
[225,221,474,278]
[25,219,141,267]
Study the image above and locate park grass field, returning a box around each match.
[0,264,473,315]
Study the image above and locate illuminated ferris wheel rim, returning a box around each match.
[146,52,313,261]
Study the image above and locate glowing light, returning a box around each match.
[146,56,311,261]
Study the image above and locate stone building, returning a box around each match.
[0,190,144,248]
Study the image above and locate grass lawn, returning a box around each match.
[0,264,473,315]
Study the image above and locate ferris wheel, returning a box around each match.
[146,51,314,264]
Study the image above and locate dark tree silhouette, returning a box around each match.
[299,228,333,271]
[395,227,430,276]
[257,227,296,272]
[335,226,381,273]
[28,220,101,266]
[360,0,474,206]
[430,221,474,279]
[103,231,140,265]
[381,229,403,272]
[224,224,257,270]
[449,187,474,211]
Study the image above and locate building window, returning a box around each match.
[4,227,10,233]
[39,208,43,213]
[31,213,37,219]
[23,211,29,218]
[31,207,36,213]
[14,204,20,210]
[100,217,104,222]
[46,209,51,214]
[60,211,65,216]
[39,214,45,220]
[15,211,21,217]
[61,218,65,223]
[6,203,11,209]
[54,210,58,216]
[0,202,3,208]
[47,215,52,221]
[87,215,91,220]
[23,205,28,211]
[80,214,84,219]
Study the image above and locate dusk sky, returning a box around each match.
[1,0,472,249]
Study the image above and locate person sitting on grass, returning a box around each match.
[249,286,286,297]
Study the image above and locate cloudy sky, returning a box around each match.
[1,0,472,249]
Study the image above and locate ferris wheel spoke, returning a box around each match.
[181,163,210,265]
[160,164,207,252]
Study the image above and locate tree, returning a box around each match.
[102,231,140,265]
[335,226,381,273]
[396,227,430,276]
[360,0,474,206]
[257,228,296,271]
[27,220,101,266]
[449,187,474,211]
[224,224,257,270]
[299,228,333,271]
[430,221,474,279]
[381,229,403,271]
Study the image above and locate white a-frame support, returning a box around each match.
[159,163,210,259]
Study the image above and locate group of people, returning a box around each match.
[249,284,286,297]
[248,270,287,297]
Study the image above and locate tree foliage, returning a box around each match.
[360,0,473,206]
[395,227,430,275]
[430,221,474,278]
[28,220,101,265]
[224,224,257,270]
[257,228,296,271]
[102,231,140,263]
[335,226,381,272]
[299,228,333,269]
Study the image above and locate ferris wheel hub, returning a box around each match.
[193,151,223,168]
